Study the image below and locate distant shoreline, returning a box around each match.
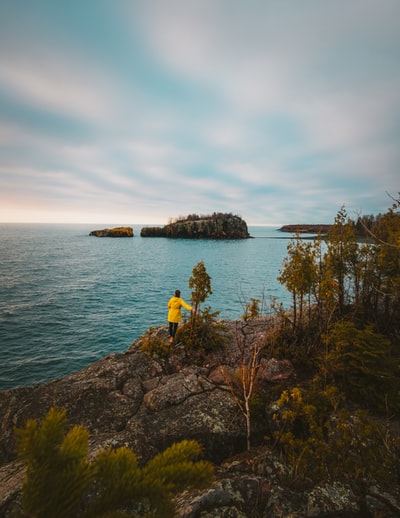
[278,224,333,234]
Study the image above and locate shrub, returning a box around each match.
[139,327,171,360]
[177,306,229,353]
[14,408,214,518]
[271,385,400,493]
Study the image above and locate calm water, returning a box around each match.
[0,224,293,391]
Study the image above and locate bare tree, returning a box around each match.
[221,299,268,451]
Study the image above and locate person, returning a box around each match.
[167,289,194,343]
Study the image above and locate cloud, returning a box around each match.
[0,0,399,224]
[0,54,120,129]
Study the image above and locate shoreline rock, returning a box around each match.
[0,321,398,517]
[0,320,290,514]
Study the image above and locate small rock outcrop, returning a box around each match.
[140,213,250,239]
[89,227,133,237]
[0,321,289,515]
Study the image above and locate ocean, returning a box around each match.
[0,223,294,391]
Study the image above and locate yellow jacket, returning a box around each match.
[167,296,192,323]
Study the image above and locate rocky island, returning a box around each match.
[140,213,250,239]
[89,227,134,237]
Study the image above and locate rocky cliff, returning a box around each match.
[0,322,398,517]
[140,213,250,239]
[89,227,133,237]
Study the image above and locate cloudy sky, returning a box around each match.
[0,1,399,226]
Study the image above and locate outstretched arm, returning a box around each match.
[180,299,193,311]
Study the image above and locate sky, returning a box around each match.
[0,1,399,226]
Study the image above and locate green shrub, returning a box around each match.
[177,306,229,353]
[271,385,400,492]
[139,327,171,360]
[15,407,94,518]
[15,408,214,518]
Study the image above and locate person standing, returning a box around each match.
[167,289,194,343]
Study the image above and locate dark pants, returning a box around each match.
[169,321,178,338]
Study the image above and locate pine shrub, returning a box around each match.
[14,408,214,517]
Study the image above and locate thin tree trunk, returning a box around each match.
[245,397,251,451]
[189,302,199,339]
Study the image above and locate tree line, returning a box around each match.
[278,199,400,334]
[168,211,239,224]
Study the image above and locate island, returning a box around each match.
[279,224,333,234]
[140,212,250,239]
[89,227,134,238]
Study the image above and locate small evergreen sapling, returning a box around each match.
[15,407,214,518]
[15,407,94,518]
[188,260,212,339]
[178,261,228,353]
